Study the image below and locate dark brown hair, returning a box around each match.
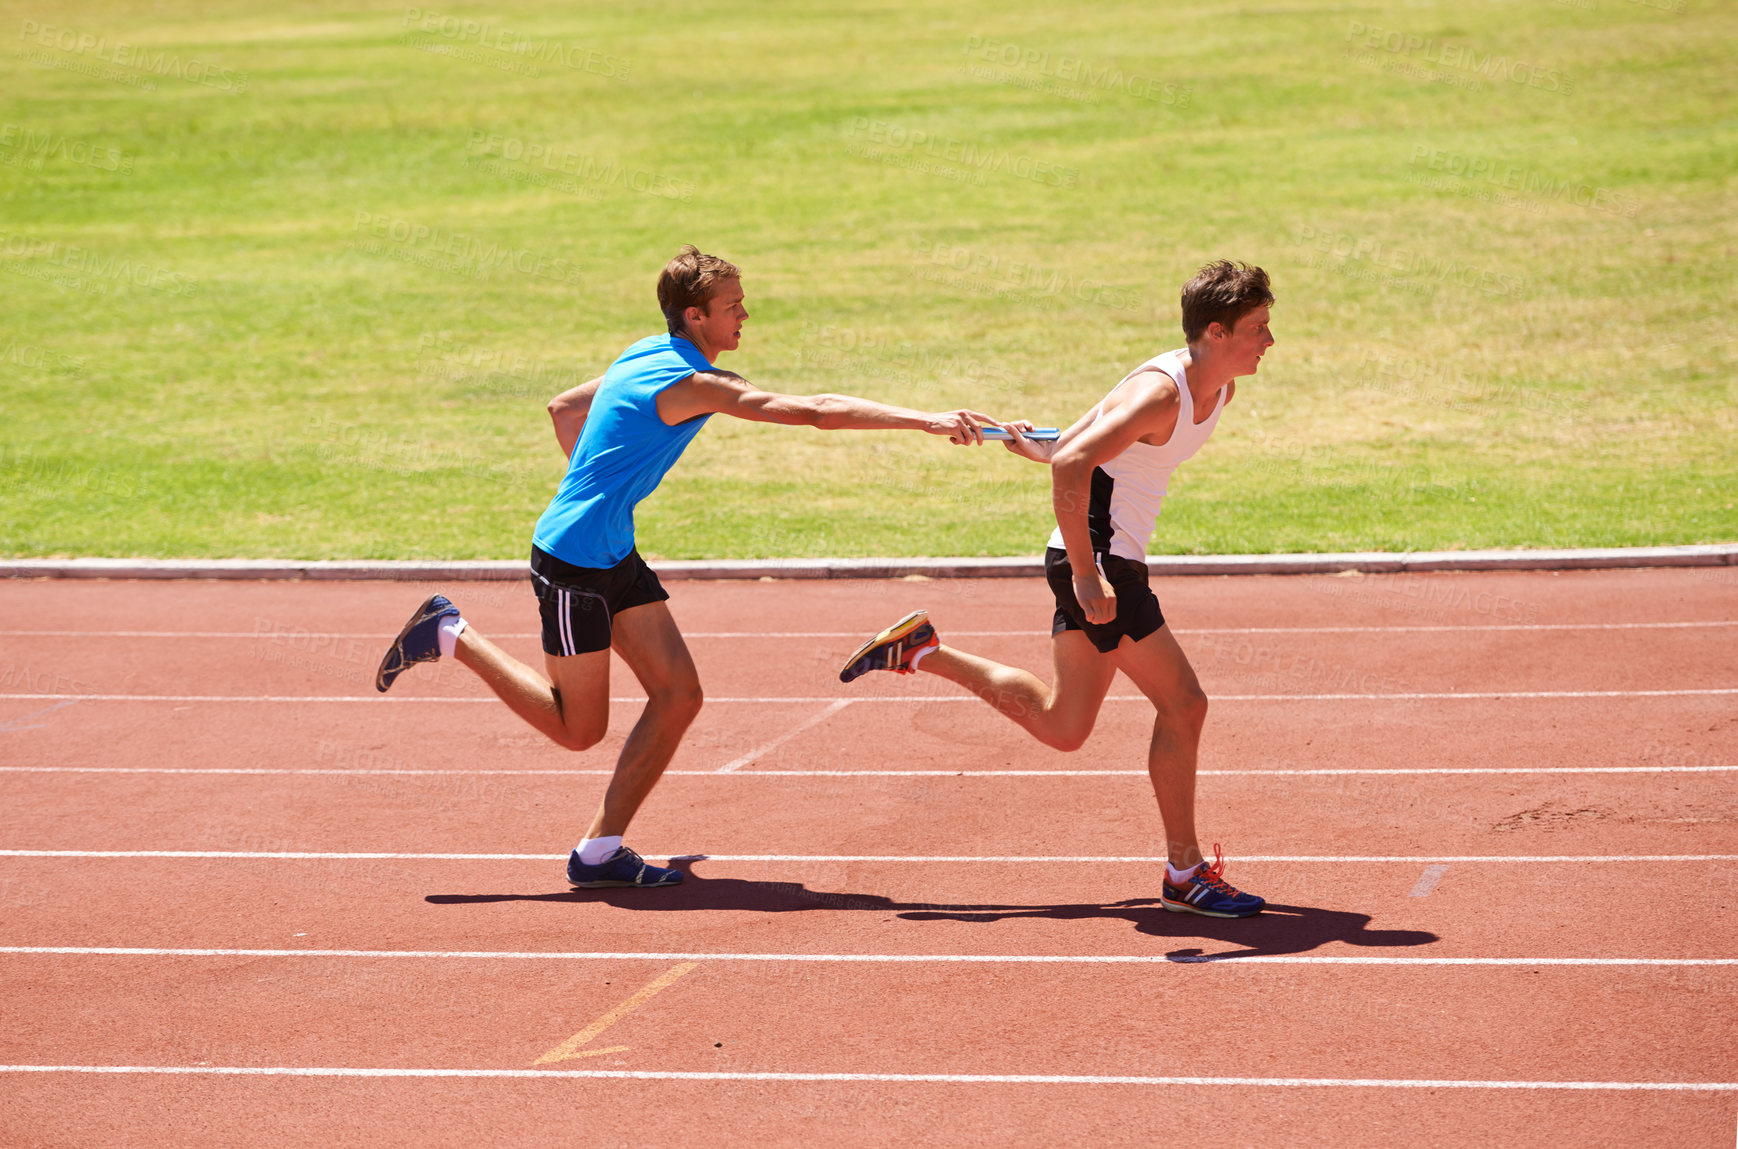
[657,245,742,335]
[1180,260,1273,342]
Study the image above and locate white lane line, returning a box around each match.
[2,851,1734,863]
[0,945,1731,973]
[715,699,854,773]
[4,688,1735,704]
[1409,865,1450,898]
[1,948,1734,968]
[5,621,1733,639]
[2,765,1732,779]
[0,1065,1732,1089]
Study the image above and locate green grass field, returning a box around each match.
[2,0,1733,559]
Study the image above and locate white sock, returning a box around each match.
[436,615,467,658]
[1167,860,1202,884]
[577,835,622,865]
[908,642,937,671]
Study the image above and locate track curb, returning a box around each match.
[1,544,1733,582]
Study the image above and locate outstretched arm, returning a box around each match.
[1049,371,1182,624]
[658,369,1006,444]
[548,377,604,458]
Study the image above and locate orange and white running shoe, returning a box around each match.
[838,610,939,683]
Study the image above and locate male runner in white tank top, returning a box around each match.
[840,260,1275,917]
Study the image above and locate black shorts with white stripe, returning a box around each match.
[529,545,670,657]
[1044,546,1165,654]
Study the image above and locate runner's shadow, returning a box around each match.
[898,899,1438,962]
[425,858,1437,961]
[424,869,896,915]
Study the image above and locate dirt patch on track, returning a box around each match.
[1492,803,1616,832]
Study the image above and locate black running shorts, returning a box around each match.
[530,545,669,656]
[1044,546,1165,654]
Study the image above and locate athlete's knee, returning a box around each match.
[1037,715,1095,753]
[554,728,606,752]
[555,713,609,752]
[651,678,704,723]
[1182,685,1209,730]
[1045,729,1091,753]
[1157,684,1208,733]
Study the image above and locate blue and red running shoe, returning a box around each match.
[838,610,939,683]
[1161,844,1265,918]
[375,593,460,693]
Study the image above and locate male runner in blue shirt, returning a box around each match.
[375,246,1008,888]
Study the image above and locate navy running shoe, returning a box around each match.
[567,846,684,889]
[375,593,460,693]
[1160,845,1265,918]
[838,610,938,683]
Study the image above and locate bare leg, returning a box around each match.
[1106,625,1210,869]
[453,628,609,751]
[581,600,704,839]
[918,630,1115,751]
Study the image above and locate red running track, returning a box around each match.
[0,568,1735,1147]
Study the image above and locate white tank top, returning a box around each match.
[1046,348,1224,563]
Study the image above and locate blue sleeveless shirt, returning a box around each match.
[532,333,714,568]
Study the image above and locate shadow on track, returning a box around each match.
[425,858,1438,961]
